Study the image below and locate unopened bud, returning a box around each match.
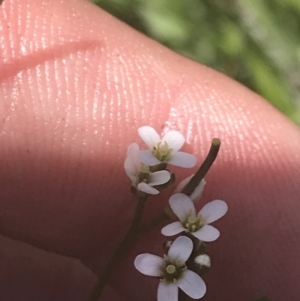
[195,254,211,268]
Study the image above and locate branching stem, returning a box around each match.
[87,138,221,301]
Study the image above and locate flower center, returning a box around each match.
[183,214,205,233]
[152,141,173,162]
[166,264,176,274]
[137,164,150,184]
[160,258,186,283]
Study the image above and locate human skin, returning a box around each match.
[0,0,300,300]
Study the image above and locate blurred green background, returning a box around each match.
[90,0,300,125]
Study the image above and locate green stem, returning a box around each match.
[182,138,221,196]
[87,196,147,301]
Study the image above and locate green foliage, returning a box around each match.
[90,0,300,124]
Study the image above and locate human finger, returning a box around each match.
[0,1,299,301]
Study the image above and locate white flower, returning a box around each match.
[138,126,197,168]
[161,193,228,242]
[174,175,206,203]
[134,236,206,301]
[124,143,171,195]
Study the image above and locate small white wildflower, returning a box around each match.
[134,236,206,301]
[138,126,197,168]
[174,175,206,203]
[124,143,170,195]
[161,193,228,241]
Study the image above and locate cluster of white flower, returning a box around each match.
[125,126,228,301]
[124,126,197,195]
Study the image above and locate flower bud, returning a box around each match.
[195,254,211,268]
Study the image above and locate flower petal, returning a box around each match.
[161,221,185,236]
[124,143,141,183]
[149,170,171,186]
[169,193,196,221]
[134,254,164,277]
[124,157,136,183]
[190,178,206,202]
[199,200,228,224]
[178,270,206,299]
[157,282,178,301]
[126,143,141,171]
[174,175,193,193]
[168,236,193,262]
[137,182,159,195]
[169,152,197,168]
[192,225,220,242]
[161,130,185,152]
[139,150,161,166]
[138,126,161,148]
[175,175,206,203]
